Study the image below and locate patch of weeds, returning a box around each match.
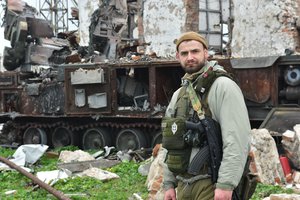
[0,146,15,158]
[251,183,295,200]
[0,146,148,200]
[53,161,148,200]
[52,145,80,154]
[33,155,58,172]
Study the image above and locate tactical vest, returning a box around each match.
[162,65,231,174]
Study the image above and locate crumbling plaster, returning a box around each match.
[78,0,100,46]
[143,0,185,57]
[231,0,300,58]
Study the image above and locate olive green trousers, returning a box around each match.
[177,178,214,200]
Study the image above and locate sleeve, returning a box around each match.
[207,76,251,190]
[165,88,181,117]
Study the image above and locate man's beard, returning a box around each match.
[183,60,206,74]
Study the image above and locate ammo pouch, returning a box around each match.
[162,117,191,174]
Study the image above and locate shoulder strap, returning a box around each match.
[187,67,233,118]
[186,81,205,119]
[194,67,232,95]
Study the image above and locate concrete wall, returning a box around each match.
[231,0,300,58]
[143,0,185,57]
[78,0,100,46]
[81,0,300,58]
[142,0,230,57]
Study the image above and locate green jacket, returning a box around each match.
[163,61,251,191]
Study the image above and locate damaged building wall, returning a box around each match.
[231,0,300,58]
[142,0,231,57]
[143,0,186,57]
[78,0,100,46]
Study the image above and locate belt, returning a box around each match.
[176,174,211,185]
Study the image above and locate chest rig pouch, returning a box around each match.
[162,84,192,174]
[162,116,191,174]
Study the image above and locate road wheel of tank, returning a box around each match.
[82,128,112,150]
[116,128,147,151]
[151,131,162,147]
[23,127,47,145]
[52,126,75,148]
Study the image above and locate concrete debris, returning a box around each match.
[57,158,120,173]
[4,190,17,195]
[58,150,95,163]
[116,150,132,162]
[138,161,151,177]
[146,144,167,200]
[282,125,300,168]
[293,171,300,184]
[36,169,72,186]
[263,193,300,200]
[129,193,144,200]
[250,128,285,184]
[77,167,119,181]
[91,150,104,158]
[249,126,300,198]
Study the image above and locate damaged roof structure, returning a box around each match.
[2,0,145,72]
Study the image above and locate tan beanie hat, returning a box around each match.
[175,31,208,50]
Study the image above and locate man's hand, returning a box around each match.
[214,188,233,200]
[164,188,176,200]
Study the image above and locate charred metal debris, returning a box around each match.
[2,0,159,73]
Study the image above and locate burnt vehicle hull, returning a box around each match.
[2,55,300,150]
[0,61,184,150]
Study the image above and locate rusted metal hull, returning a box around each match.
[1,56,300,148]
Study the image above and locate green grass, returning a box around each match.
[250,182,296,200]
[1,146,299,200]
[0,146,148,200]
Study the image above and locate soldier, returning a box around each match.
[162,31,251,200]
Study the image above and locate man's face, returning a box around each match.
[176,40,208,74]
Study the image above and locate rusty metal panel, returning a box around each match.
[20,83,65,115]
[234,68,272,104]
[230,56,279,69]
[260,107,300,133]
[64,65,111,115]
[1,91,20,113]
[26,83,40,96]
[0,72,18,87]
[26,17,54,38]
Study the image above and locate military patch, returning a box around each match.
[171,122,178,134]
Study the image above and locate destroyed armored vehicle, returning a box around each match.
[1,1,300,151]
